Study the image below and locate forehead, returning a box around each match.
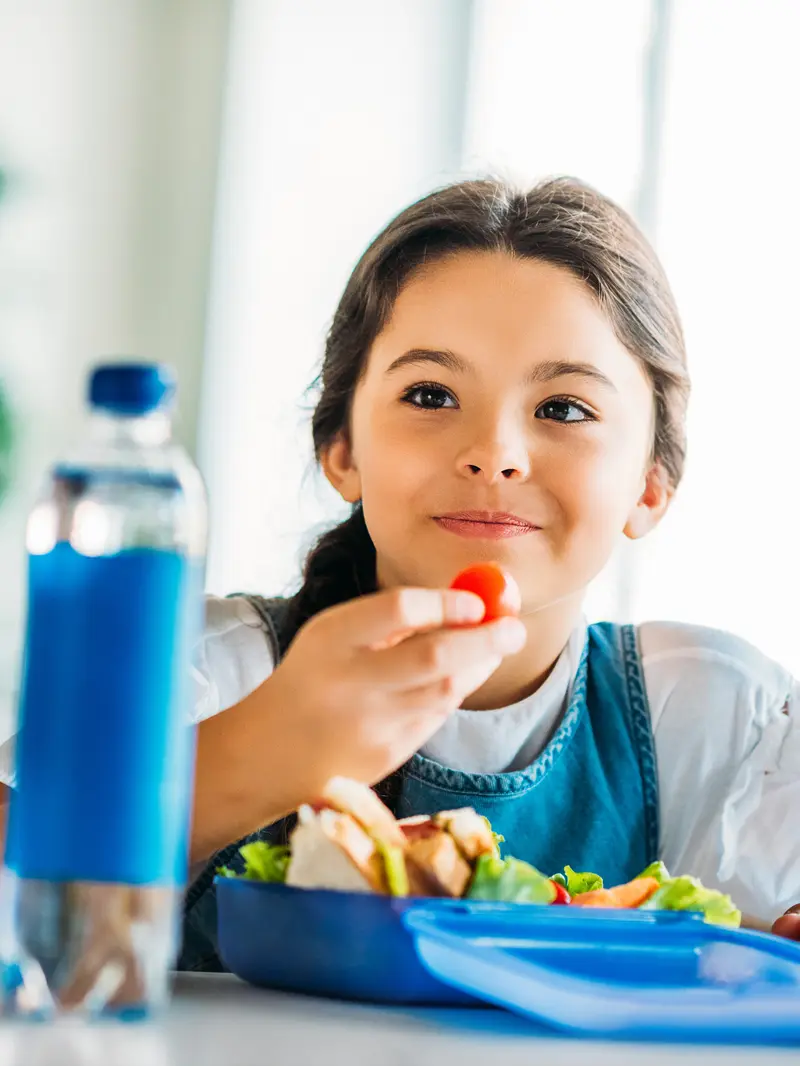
[371,250,647,389]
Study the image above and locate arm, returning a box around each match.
[190,673,315,864]
[736,684,800,941]
[642,622,800,935]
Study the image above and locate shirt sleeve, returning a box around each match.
[640,621,800,922]
[0,595,277,789]
[190,595,276,723]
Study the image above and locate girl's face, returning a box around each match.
[324,251,671,612]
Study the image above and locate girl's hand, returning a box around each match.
[772,905,800,939]
[191,585,525,862]
[265,586,527,798]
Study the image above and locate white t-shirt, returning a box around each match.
[1,595,798,922]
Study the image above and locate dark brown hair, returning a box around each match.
[283,177,690,639]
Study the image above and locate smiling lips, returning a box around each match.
[434,511,541,540]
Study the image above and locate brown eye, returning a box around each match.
[535,398,593,423]
[402,385,457,410]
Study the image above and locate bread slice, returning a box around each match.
[286,806,387,893]
[321,777,406,848]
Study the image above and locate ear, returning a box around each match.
[623,462,673,540]
[320,433,362,504]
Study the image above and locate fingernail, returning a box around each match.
[449,591,486,624]
[490,618,527,654]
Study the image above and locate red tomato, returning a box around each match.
[449,563,522,623]
[550,880,571,905]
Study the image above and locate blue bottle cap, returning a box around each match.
[89,363,176,416]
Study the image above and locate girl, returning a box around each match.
[2,178,799,967]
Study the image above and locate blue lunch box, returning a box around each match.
[215,878,800,1044]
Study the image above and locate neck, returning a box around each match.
[460,591,585,710]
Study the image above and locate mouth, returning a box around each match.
[433,511,541,540]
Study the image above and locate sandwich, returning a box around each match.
[285,778,499,898]
[286,777,408,895]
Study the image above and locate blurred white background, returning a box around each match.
[1,0,798,740]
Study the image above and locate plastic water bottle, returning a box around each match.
[0,363,206,1018]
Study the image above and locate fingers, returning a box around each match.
[772,912,800,940]
[394,659,501,714]
[384,648,520,759]
[365,616,527,690]
[322,587,486,647]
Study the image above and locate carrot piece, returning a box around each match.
[608,876,660,908]
[573,876,660,910]
[571,887,620,908]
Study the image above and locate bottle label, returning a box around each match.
[6,543,203,885]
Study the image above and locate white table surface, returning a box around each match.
[0,973,797,1066]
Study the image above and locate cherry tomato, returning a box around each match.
[550,879,571,905]
[449,563,522,623]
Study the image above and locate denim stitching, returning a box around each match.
[620,623,660,861]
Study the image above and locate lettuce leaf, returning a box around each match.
[481,816,504,858]
[217,841,290,883]
[375,839,409,897]
[639,875,741,927]
[636,860,670,884]
[562,865,603,896]
[467,855,556,904]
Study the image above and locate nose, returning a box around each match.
[456,414,531,484]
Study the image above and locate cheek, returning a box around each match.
[354,406,438,507]
[356,417,439,579]
[543,431,646,531]
[537,437,641,592]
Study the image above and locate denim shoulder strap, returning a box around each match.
[590,621,660,861]
[232,593,290,659]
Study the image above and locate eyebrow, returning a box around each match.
[529,358,617,392]
[385,348,618,392]
[385,348,467,376]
